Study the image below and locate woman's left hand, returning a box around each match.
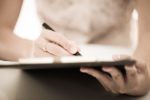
[80,55,150,96]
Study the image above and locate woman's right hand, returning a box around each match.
[32,29,79,57]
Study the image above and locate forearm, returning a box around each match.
[0,0,30,61]
[0,28,33,61]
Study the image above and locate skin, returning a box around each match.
[80,0,150,96]
[0,0,150,96]
[0,0,79,61]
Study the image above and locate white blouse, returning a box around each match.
[36,0,136,46]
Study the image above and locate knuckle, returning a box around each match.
[126,67,137,76]
[110,68,121,80]
[113,73,120,80]
[129,71,136,77]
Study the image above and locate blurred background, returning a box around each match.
[14,0,41,40]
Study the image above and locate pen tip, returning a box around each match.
[73,52,82,56]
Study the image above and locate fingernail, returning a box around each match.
[78,47,81,52]
[102,67,111,72]
[80,68,88,73]
[112,55,120,60]
[70,46,78,54]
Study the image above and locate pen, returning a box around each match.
[42,23,82,56]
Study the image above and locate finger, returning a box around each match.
[80,67,112,91]
[46,42,72,56]
[102,67,125,93]
[135,60,147,73]
[112,55,132,61]
[125,65,138,88]
[34,37,47,51]
[35,37,71,56]
[33,46,54,57]
[43,30,78,54]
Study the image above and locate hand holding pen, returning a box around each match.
[42,23,81,56]
[32,23,81,57]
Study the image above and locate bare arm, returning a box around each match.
[0,0,33,61]
[0,0,79,61]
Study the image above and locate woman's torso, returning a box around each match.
[36,0,135,46]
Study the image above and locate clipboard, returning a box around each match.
[0,56,136,69]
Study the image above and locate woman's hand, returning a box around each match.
[80,55,150,96]
[32,29,79,57]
